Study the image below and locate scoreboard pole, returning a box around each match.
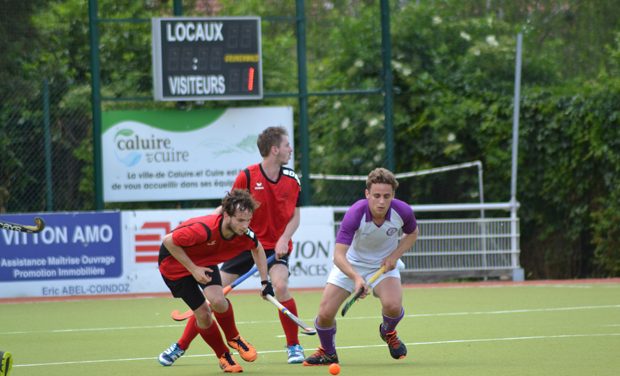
[173,0,182,16]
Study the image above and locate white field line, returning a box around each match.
[406,283,620,290]
[349,304,620,321]
[405,304,620,318]
[2,304,619,336]
[14,332,620,368]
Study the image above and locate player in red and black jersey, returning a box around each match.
[222,126,305,364]
[231,162,300,253]
[158,189,273,373]
[222,127,305,363]
[159,126,306,366]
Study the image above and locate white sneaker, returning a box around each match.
[158,343,185,366]
[287,344,305,364]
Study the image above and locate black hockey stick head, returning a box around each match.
[0,217,45,233]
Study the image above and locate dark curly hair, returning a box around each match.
[221,189,259,216]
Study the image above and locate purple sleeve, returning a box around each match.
[335,200,367,245]
[392,199,417,234]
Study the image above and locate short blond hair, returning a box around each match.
[257,126,288,157]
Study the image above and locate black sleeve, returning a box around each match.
[243,168,251,191]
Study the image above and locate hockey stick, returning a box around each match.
[0,217,45,234]
[341,266,386,317]
[0,350,12,376]
[264,294,316,335]
[170,253,277,321]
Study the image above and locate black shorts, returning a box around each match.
[220,249,289,276]
[161,264,222,311]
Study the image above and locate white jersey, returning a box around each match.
[336,198,417,267]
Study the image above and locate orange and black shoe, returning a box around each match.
[302,347,339,366]
[227,335,257,362]
[218,352,243,373]
[379,324,407,359]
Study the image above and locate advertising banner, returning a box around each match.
[101,107,293,202]
[287,207,336,289]
[0,212,126,297]
[123,207,336,292]
[121,208,207,294]
[0,207,335,299]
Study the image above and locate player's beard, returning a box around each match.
[221,218,238,238]
[229,221,247,236]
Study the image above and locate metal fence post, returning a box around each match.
[43,79,53,211]
[88,0,103,210]
[510,33,524,281]
[380,0,395,171]
[296,0,311,205]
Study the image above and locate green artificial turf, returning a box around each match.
[1,281,619,376]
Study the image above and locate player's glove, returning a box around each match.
[261,280,274,297]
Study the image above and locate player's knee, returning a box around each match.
[209,296,229,312]
[316,312,335,327]
[382,302,402,317]
[272,280,289,298]
[317,301,337,323]
[194,308,213,328]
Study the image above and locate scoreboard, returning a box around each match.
[152,17,262,101]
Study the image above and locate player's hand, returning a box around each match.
[274,238,289,259]
[261,280,274,298]
[383,258,397,271]
[353,276,369,299]
[191,266,213,284]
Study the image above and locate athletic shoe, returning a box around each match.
[227,335,257,362]
[158,342,185,366]
[302,347,339,366]
[218,352,243,373]
[379,324,407,359]
[287,344,305,364]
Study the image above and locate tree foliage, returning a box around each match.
[306,1,620,277]
[1,0,619,277]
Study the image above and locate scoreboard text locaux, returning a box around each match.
[152,17,262,101]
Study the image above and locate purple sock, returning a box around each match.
[315,318,337,355]
[381,307,404,334]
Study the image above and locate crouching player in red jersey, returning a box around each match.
[158,189,274,373]
[159,126,306,365]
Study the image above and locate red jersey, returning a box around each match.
[233,163,300,251]
[158,214,258,280]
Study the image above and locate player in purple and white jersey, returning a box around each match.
[304,168,419,366]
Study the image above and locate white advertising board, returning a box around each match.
[124,206,336,292]
[101,107,293,202]
[0,207,335,298]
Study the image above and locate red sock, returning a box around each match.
[278,298,300,346]
[195,320,229,357]
[213,299,239,342]
[178,315,200,350]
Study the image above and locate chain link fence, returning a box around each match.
[0,80,92,213]
[1,1,482,213]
